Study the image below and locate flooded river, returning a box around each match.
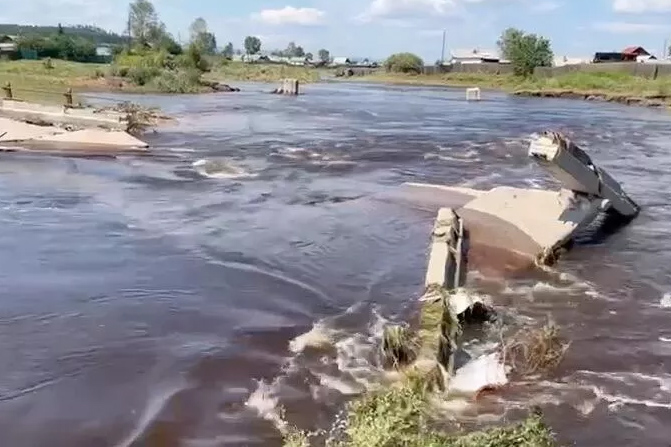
[0,82,670,447]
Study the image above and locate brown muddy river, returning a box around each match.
[0,82,670,446]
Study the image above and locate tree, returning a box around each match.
[497,27,553,77]
[318,49,330,63]
[188,17,216,54]
[284,41,297,57]
[244,36,261,55]
[222,42,234,58]
[129,0,159,46]
[306,52,313,61]
[384,52,424,74]
[295,45,305,58]
[189,17,207,40]
[57,23,64,35]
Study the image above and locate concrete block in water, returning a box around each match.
[466,87,481,101]
[272,79,300,95]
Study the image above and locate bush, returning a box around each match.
[126,65,160,86]
[111,48,207,90]
[384,52,424,74]
[150,69,202,93]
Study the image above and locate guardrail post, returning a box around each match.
[2,82,12,100]
[63,88,73,107]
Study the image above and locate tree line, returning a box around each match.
[385,27,552,77]
[3,0,332,64]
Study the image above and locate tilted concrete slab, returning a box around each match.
[0,117,60,141]
[32,128,147,147]
[0,116,148,155]
[1,99,126,130]
[404,131,639,271]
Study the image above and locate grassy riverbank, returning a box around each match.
[0,59,108,103]
[206,60,323,83]
[0,58,323,104]
[361,71,671,106]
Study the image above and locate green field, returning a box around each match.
[359,70,671,104]
[206,60,323,84]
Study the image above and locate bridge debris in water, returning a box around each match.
[405,130,639,272]
[0,99,149,155]
[386,131,638,397]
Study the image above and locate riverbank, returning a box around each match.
[0,59,323,105]
[206,60,323,84]
[358,71,671,107]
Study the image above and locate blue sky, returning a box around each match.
[2,0,671,61]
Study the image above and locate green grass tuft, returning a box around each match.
[327,374,557,447]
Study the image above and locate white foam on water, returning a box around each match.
[289,321,338,354]
[114,379,188,447]
[244,377,288,433]
[659,292,671,308]
[423,153,481,163]
[192,158,257,179]
[574,370,671,411]
[449,352,509,395]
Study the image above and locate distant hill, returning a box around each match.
[0,24,125,45]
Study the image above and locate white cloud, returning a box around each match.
[613,0,671,13]
[532,1,561,12]
[360,0,458,20]
[252,6,325,26]
[1,0,122,31]
[593,21,664,32]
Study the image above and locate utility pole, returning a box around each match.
[440,29,446,64]
[127,9,132,52]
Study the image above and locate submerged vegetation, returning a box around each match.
[503,320,570,377]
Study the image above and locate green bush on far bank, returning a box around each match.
[384,52,424,74]
[109,44,211,93]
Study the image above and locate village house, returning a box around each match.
[0,35,18,59]
[553,55,590,67]
[593,46,655,63]
[450,49,504,64]
[331,57,352,66]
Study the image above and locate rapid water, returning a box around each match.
[0,82,670,447]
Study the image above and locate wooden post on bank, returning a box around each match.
[2,82,12,100]
[63,88,73,107]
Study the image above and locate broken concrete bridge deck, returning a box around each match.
[397,130,640,397]
[0,99,149,155]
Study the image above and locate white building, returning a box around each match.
[553,56,590,67]
[450,49,501,64]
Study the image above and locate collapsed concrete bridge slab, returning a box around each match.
[0,100,149,155]
[390,131,636,395]
[404,131,639,272]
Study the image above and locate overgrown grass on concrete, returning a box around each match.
[361,70,671,103]
[206,60,322,83]
[282,372,557,447]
